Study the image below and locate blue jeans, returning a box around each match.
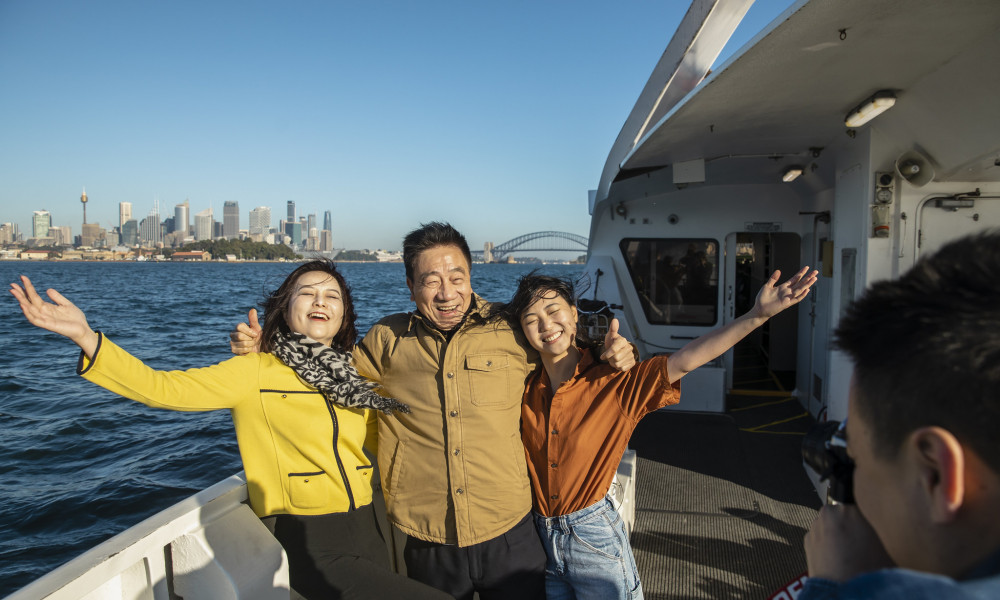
[533,497,643,600]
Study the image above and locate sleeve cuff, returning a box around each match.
[76,331,104,376]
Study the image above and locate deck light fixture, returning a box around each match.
[782,166,803,182]
[844,90,896,128]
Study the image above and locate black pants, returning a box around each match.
[403,513,546,600]
[265,504,448,600]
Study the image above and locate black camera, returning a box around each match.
[802,420,855,504]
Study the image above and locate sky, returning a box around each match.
[0,0,794,252]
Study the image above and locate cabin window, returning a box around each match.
[620,238,719,326]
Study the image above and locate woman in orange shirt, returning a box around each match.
[502,267,817,600]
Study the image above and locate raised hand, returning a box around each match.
[753,267,818,319]
[229,308,263,355]
[600,318,636,371]
[10,275,99,357]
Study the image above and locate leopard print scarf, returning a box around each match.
[271,331,409,415]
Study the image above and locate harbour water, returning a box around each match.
[0,260,583,596]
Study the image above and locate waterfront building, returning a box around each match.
[32,210,51,239]
[223,201,239,239]
[119,202,132,229]
[174,201,190,236]
[323,210,332,233]
[320,230,333,252]
[194,208,213,241]
[286,200,295,223]
[171,251,211,262]
[249,206,271,236]
[307,213,316,236]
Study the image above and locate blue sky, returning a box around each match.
[0,0,793,252]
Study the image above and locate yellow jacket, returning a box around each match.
[354,295,539,546]
[79,333,377,518]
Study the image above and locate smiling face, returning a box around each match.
[407,244,473,331]
[284,270,345,346]
[520,289,579,360]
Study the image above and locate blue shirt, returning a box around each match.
[800,548,1000,599]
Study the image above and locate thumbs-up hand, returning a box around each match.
[600,318,636,371]
[229,308,263,355]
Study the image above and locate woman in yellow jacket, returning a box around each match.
[10,260,446,600]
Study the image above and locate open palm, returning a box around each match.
[754,267,818,319]
[10,275,93,344]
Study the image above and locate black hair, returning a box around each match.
[258,259,359,353]
[402,222,472,282]
[834,230,1000,473]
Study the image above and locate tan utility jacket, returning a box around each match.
[354,294,538,546]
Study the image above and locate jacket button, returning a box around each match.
[281,394,287,398]
[551,429,559,435]
[453,449,460,456]
[449,410,458,417]
[486,360,492,367]
[456,488,464,494]
[550,494,559,500]
[550,463,557,468]
[447,372,454,379]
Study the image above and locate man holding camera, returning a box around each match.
[800,231,1000,599]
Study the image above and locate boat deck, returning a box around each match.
[630,342,820,599]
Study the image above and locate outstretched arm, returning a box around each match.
[666,267,817,383]
[10,275,100,358]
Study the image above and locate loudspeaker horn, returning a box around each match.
[894,150,935,187]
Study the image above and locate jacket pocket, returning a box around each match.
[387,439,407,499]
[288,471,331,509]
[466,354,514,409]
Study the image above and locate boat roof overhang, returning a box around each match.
[613,0,1000,193]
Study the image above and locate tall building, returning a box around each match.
[49,226,72,246]
[122,219,139,247]
[174,201,190,236]
[285,221,303,247]
[142,200,162,246]
[223,201,240,239]
[249,206,271,236]
[81,222,102,248]
[119,202,133,229]
[307,213,316,235]
[194,208,214,241]
[320,230,333,252]
[0,223,17,245]
[286,200,295,223]
[32,210,51,239]
[323,210,332,233]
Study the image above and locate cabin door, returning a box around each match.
[917,196,1000,258]
[723,232,803,392]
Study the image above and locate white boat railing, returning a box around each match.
[7,472,290,600]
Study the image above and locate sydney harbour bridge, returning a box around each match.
[471,231,588,262]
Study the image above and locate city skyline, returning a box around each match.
[1,0,795,251]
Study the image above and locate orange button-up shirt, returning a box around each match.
[521,347,680,517]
